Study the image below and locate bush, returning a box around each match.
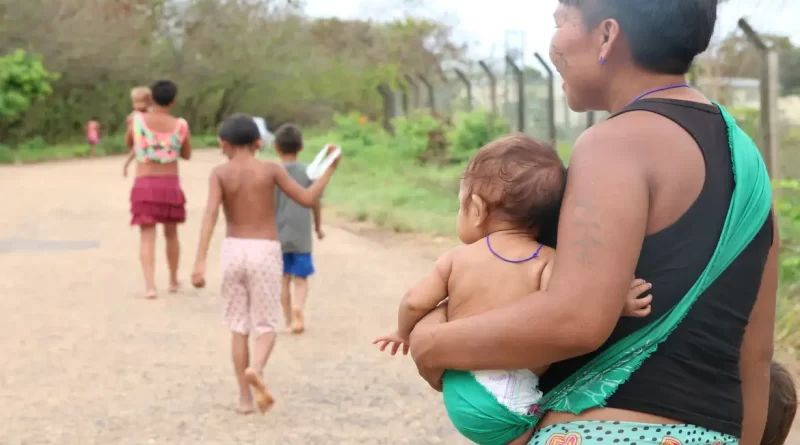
[392,110,447,161]
[447,109,510,160]
[0,50,58,123]
[333,111,383,148]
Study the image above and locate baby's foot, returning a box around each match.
[290,310,305,334]
[145,289,157,300]
[244,368,275,414]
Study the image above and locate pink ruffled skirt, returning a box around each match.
[130,175,186,225]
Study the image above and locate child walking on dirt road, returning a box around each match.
[191,113,340,415]
[374,135,653,445]
[273,123,324,334]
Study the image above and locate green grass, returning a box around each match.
[0,133,221,165]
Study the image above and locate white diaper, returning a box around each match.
[471,369,543,415]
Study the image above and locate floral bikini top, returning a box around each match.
[132,112,188,164]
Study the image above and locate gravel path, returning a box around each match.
[0,151,468,445]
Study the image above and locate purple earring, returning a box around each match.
[599,56,606,65]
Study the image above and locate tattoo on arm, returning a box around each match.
[571,199,601,265]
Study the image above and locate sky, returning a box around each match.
[305,0,798,63]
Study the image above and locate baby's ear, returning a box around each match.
[470,194,488,227]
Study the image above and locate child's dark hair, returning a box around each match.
[274,123,303,154]
[149,80,178,106]
[218,113,260,147]
[764,361,797,445]
[462,134,566,238]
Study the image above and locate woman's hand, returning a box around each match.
[409,305,449,392]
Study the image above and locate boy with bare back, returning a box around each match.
[191,113,340,415]
[374,135,653,445]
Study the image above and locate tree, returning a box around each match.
[0,50,57,121]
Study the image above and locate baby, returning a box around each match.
[374,134,653,445]
[123,86,152,177]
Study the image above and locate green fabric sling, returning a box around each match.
[535,103,773,418]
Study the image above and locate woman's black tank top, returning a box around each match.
[539,98,774,437]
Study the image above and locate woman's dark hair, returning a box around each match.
[559,0,716,75]
[149,80,178,106]
[462,134,566,239]
[763,361,797,445]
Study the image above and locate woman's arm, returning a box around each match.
[410,125,649,379]
[739,211,779,445]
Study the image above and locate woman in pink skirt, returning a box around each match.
[125,80,192,299]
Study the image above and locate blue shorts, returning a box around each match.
[282,252,315,278]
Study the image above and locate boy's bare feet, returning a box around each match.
[168,281,180,293]
[236,398,255,415]
[290,310,305,334]
[244,368,274,413]
[145,289,157,299]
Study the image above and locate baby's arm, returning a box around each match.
[191,167,223,287]
[397,251,453,342]
[122,151,135,177]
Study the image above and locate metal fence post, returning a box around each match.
[376,82,396,135]
[403,74,420,110]
[454,68,472,111]
[739,18,780,180]
[479,60,497,115]
[505,55,524,132]
[534,52,556,144]
[417,73,435,111]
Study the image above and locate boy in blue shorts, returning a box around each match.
[273,123,324,334]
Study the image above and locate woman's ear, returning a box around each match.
[599,18,621,63]
[471,194,489,228]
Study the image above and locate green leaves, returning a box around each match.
[0,49,58,121]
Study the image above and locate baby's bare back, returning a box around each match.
[446,238,554,322]
[217,159,281,240]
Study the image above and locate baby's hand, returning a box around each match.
[372,331,409,356]
[623,278,653,317]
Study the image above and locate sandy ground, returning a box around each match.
[1,151,798,445]
[0,151,468,445]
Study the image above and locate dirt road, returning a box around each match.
[2,151,797,445]
[0,151,468,445]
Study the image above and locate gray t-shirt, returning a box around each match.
[275,162,313,253]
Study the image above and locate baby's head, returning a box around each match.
[763,361,797,445]
[218,113,262,158]
[458,134,566,244]
[131,86,151,112]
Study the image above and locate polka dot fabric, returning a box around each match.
[220,238,283,336]
[529,421,738,445]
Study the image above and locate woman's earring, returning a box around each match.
[599,56,606,65]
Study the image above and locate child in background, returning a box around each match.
[123,86,152,177]
[762,361,797,445]
[85,119,101,156]
[273,123,324,334]
[373,135,653,445]
[191,114,340,415]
